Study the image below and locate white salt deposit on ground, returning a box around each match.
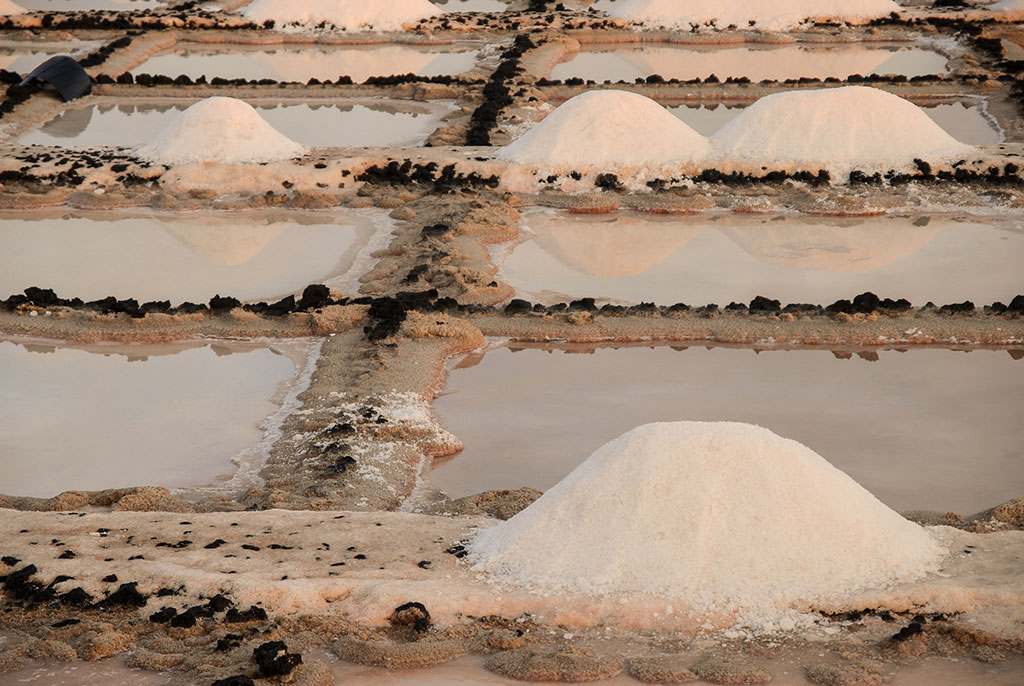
[136,97,305,166]
[241,0,440,31]
[495,90,711,172]
[607,0,901,31]
[470,422,945,614]
[711,86,975,181]
[993,0,1024,12]
[0,0,25,16]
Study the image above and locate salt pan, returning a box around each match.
[471,422,945,614]
[608,0,901,31]
[241,0,439,31]
[496,90,711,172]
[137,97,305,166]
[711,86,974,180]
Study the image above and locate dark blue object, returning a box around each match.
[19,55,91,102]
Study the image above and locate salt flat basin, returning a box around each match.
[549,43,948,83]
[0,338,304,498]
[14,0,165,10]
[0,42,86,74]
[496,210,1024,307]
[431,0,507,10]
[432,345,1024,514]
[669,101,1002,144]
[19,98,453,149]
[131,43,481,83]
[0,208,386,304]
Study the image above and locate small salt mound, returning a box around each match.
[496,90,711,172]
[608,0,900,31]
[137,97,305,166]
[711,86,974,181]
[0,0,25,16]
[241,0,439,31]
[471,422,944,613]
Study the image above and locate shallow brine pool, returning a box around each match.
[549,43,948,83]
[19,98,453,149]
[668,101,1001,145]
[0,337,307,498]
[131,43,481,83]
[495,211,1024,307]
[0,41,90,74]
[12,0,165,10]
[432,344,1024,514]
[0,208,386,304]
[431,0,507,11]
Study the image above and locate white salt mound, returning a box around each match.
[241,0,439,31]
[608,0,901,31]
[711,86,974,181]
[137,97,305,166]
[0,0,25,16]
[471,422,945,613]
[496,90,711,171]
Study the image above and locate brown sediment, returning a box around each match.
[332,636,469,668]
[627,655,699,683]
[485,646,625,682]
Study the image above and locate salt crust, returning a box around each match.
[495,90,712,172]
[470,422,946,614]
[137,97,305,166]
[0,0,24,16]
[607,0,901,31]
[241,0,440,31]
[710,86,975,180]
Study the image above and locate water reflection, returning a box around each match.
[501,210,1024,306]
[432,345,1024,512]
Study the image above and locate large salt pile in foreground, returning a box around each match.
[608,0,900,31]
[496,90,711,172]
[241,0,439,31]
[471,422,945,614]
[711,86,974,181]
[137,97,305,166]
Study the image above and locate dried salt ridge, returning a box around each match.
[470,422,946,618]
[241,0,440,31]
[607,0,901,31]
[496,90,712,174]
[711,86,976,182]
[0,0,25,16]
[136,97,306,166]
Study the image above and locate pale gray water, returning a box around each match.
[431,0,507,10]
[0,339,299,498]
[550,44,948,83]
[432,345,1024,513]
[0,209,382,304]
[498,210,1024,307]
[132,43,481,83]
[14,0,164,10]
[20,99,453,149]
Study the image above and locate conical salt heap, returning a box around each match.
[711,86,974,181]
[496,90,711,172]
[137,97,305,166]
[607,0,901,32]
[0,0,25,16]
[471,422,944,613]
[241,0,439,31]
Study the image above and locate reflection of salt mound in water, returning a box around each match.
[722,218,943,273]
[620,45,896,83]
[163,223,287,266]
[608,0,900,31]
[246,46,439,83]
[497,90,711,171]
[712,87,974,180]
[530,213,703,278]
[471,422,944,612]
[0,0,25,16]
[137,97,305,165]
[242,0,440,30]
